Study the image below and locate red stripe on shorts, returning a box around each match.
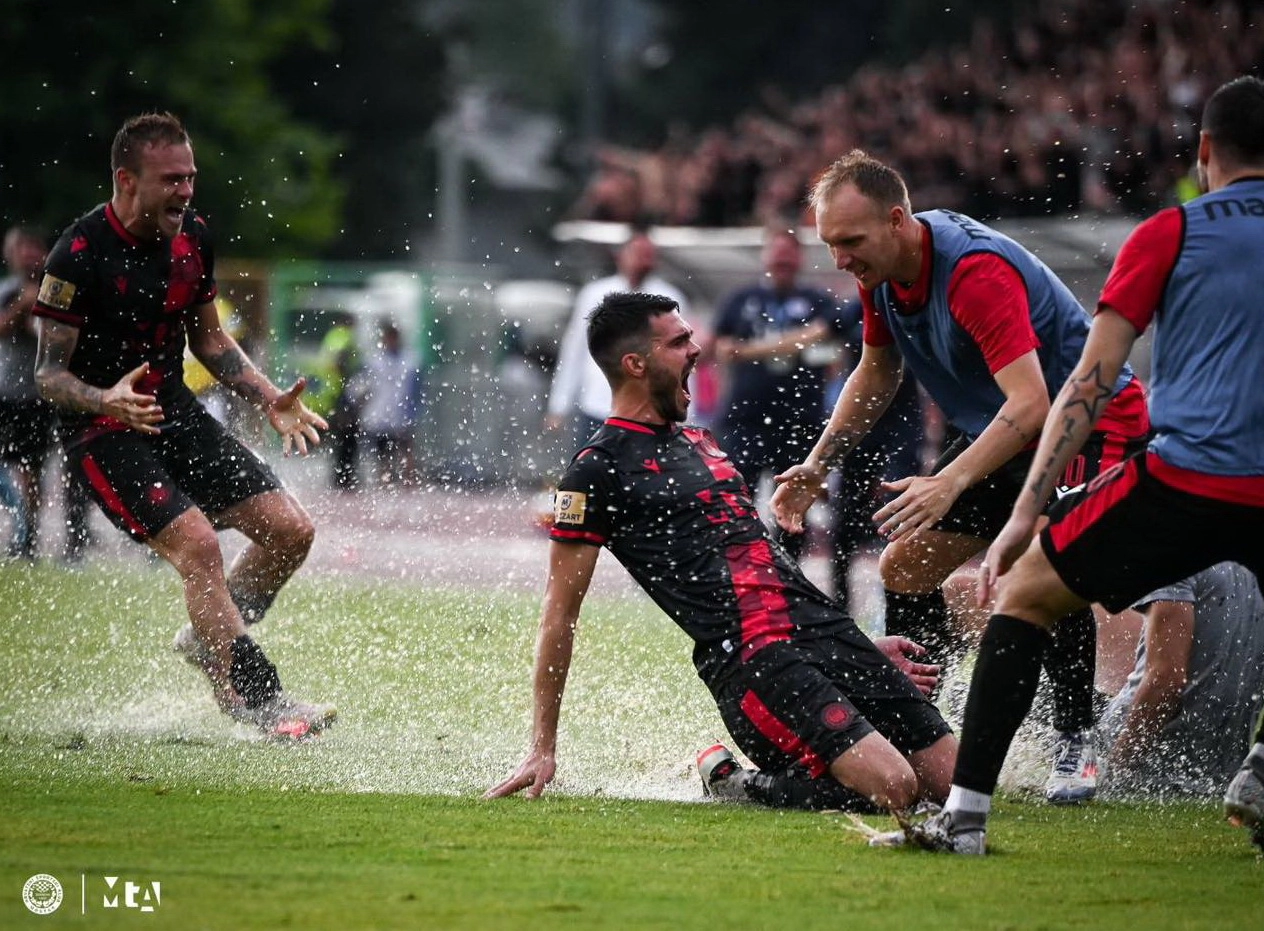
[1047,455,1139,553]
[740,689,829,778]
[80,453,148,538]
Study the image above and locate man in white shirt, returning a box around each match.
[546,228,689,449]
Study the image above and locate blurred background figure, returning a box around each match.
[308,311,363,491]
[823,320,934,614]
[0,225,93,563]
[545,225,689,451]
[709,228,848,559]
[358,318,422,487]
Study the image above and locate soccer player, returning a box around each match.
[771,150,1150,804]
[486,291,957,813]
[901,75,1264,855]
[32,112,335,738]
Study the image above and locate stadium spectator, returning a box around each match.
[1100,562,1264,798]
[770,150,1150,806]
[31,112,334,738]
[545,227,688,451]
[709,228,849,559]
[908,75,1264,856]
[358,319,422,487]
[486,292,957,814]
[570,2,1264,227]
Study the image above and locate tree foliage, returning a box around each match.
[0,0,449,257]
[268,0,449,260]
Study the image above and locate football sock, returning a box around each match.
[883,589,958,665]
[229,635,282,707]
[1044,607,1097,734]
[952,614,1050,795]
[744,771,881,813]
[945,786,992,817]
[229,588,276,626]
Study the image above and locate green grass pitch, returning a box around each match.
[1,561,1260,928]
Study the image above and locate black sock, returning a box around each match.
[744,771,881,813]
[230,589,276,626]
[1044,607,1097,734]
[883,589,959,665]
[953,614,1050,794]
[229,635,282,707]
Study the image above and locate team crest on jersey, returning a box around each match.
[37,274,76,310]
[554,491,587,525]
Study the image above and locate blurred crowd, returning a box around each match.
[572,0,1264,227]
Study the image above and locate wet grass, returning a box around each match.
[2,561,1261,928]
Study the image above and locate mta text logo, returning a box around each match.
[103,875,162,912]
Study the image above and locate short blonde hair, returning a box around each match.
[809,149,910,215]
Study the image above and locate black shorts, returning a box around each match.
[67,406,281,542]
[708,625,951,778]
[1041,452,1264,612]
[933,430,1148,538]
[0,397,54,467]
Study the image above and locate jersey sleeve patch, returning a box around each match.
[37,274,76,311]
[554,490,588,525]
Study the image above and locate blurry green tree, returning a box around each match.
[0,0,447,260]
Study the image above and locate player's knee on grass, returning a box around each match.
[830,732,920,811]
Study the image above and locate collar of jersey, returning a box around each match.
[605,417,674,436]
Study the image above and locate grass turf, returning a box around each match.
[1,561,1260,928]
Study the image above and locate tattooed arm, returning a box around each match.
[769,341,903,533]
[978,309,1140,598]
[186,301,275,409]
[35,318,164,433]
[186,301,328,454]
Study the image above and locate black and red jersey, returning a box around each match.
[551,417,850,683]
[33,202,217,446]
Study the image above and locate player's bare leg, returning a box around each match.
[216,490,315,626]
[149,508,248,712]
[829,731,921,812]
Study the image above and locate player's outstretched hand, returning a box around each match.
[484,750,556,800]
[771,462,828,534]
[873,635,940,696]
[267,377,328,456]
[101,362,164,434]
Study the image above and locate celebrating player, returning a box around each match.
[32,112,334,738]
[486,291,957,813]
[899,75,1264,855]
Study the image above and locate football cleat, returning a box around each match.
[232,692,338,741]
[696,744,751,802]
[897,807,987,855]
[1223,765,1264,853]
[1046,729,1098,805]
[172,622,214,670]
